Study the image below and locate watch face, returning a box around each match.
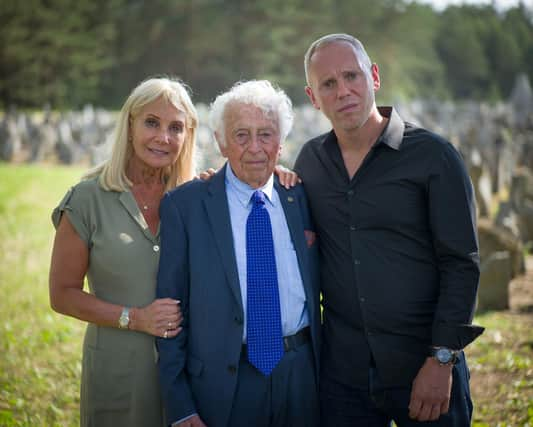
[119,308,129,328]
[436,348,453,364]
[119,316,128,328]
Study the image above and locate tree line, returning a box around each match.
[1,0,532,109]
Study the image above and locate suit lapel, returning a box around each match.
[204,165,243,313]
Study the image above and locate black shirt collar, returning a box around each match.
[323,106,405,152]
[376,106,404,151]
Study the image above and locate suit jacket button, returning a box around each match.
[228,365,237,374]
[234,316,243,325]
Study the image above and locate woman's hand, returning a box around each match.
[132,298,182,338]
[196,168,217,181]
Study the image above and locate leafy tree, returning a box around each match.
[435,6,491,99]
[1,0,531,108]
[435,4,532,100]
[502,4,533,97]
[0,0,122,108]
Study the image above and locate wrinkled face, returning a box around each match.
[219,102,281,189]
[305,41,380,132]
[129,96,187,169]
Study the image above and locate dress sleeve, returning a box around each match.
[51,185,92,245]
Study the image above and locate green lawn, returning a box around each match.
[0,163,85,426]
[0,163,531,426]
[467,311,533,426]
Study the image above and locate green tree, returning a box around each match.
[371,2,446,101]
[435,6,491,99]
[0,0,122,108]
[502,4,533,97]
[1,0,531,108]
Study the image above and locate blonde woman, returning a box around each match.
[49,77,198,427]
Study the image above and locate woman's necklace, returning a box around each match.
[136,190,150,211]
[132,185,163,212]
[139,195,150,211]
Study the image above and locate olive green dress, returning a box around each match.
[53,177,165,427]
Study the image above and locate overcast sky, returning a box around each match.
[413,0,531,11]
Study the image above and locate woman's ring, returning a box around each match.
[163,330,168,339]
[168,321,172,328]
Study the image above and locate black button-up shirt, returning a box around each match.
[294,107,484,388]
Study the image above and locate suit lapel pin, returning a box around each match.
[287,196,294,203]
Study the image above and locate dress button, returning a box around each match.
[153,245,160,252]
[228,365,237,374]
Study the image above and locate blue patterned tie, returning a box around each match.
[246,190,284,376]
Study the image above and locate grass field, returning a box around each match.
[0,163,532,426]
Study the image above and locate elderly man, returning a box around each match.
[157,80,320,427]
[294,34,484,426]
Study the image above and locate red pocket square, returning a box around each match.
[304,230,316,248]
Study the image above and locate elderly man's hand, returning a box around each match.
[408,357,453,421]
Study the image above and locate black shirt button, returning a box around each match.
[354,259,361,265]
[350,225,356,231]
[360,297,365,302]
[228,365,237,374]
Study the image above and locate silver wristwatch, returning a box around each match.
[430,346,459,365]
[118,307,130,329]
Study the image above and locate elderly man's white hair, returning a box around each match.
[209,80,294,149]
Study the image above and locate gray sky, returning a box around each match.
[414,0,531,10]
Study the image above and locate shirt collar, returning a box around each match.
[323,106,405,151]
[225,163,275,208]
[375,106,404,151]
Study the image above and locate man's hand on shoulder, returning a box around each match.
[274,164,300,189]
[408,357,453,422]
[195,168,218,181]
[194,164,300,189]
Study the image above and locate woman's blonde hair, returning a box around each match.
[84,76,198,192]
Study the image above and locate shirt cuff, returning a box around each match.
[171,413,198,426]
[432,322,485,349]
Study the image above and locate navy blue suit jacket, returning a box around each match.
[156,165,321,427]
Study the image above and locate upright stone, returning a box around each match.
[477,219,526,311]
[510,73,533,129]
[0,113,22,161]
[478,251,511,311]
[509,168,533,245]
